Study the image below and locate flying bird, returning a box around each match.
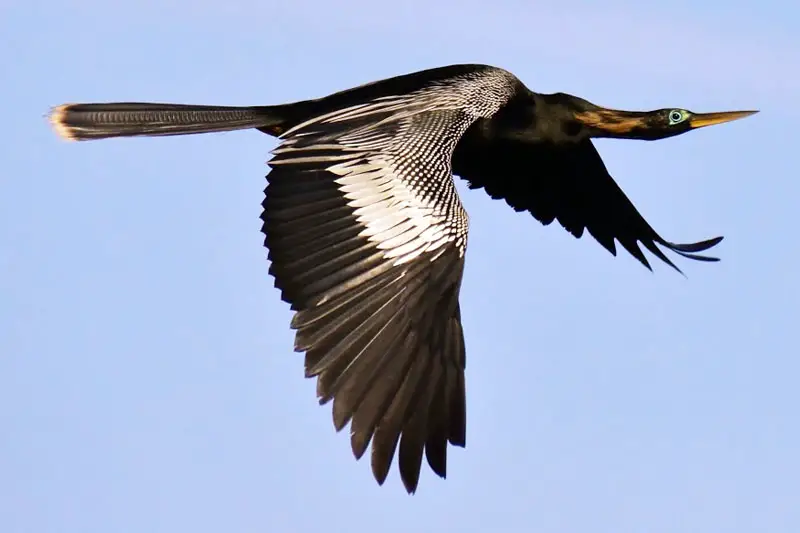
[49,63,756,493]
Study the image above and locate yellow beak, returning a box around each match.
[689,110,759,129]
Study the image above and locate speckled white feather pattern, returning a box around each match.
[269,67,519,265]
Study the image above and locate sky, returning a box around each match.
[2,1,799,532]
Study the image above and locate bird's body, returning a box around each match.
[49,63,756,493]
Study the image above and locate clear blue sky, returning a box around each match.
[2,1,798,532]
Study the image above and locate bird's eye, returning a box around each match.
[668,110,687,125]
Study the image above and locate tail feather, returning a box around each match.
[48,102,287,141]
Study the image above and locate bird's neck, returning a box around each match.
[572,109,651,139]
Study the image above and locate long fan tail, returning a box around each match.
[48,102,287,141]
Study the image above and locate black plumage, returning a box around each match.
[49,63,756,493]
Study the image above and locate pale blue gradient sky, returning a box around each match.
[2,1,799,532]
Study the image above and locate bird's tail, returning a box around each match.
[48,102,288,141]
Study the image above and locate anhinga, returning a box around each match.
[49,63,757,493]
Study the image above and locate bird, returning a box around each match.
[48,63,757,494]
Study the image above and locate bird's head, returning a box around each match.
[572,104,758,141]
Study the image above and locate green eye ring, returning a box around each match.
[668,109,687,125]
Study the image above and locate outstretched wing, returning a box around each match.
[260,66,518,492]
[453,136,722,272]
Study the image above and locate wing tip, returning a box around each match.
[611,233,724,274]
[669,235,724,254]
[666,235,724,263]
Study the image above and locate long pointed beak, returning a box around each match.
[689,110,759,129]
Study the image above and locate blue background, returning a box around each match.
[2,1,798,531]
